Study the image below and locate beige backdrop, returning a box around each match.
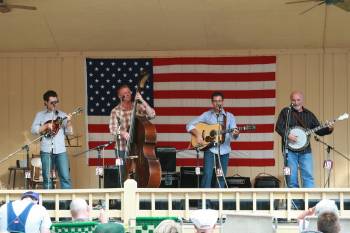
[0,49,349,188]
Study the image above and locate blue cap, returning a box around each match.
[21,191,40,203]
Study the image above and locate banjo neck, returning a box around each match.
[305,120,336,136]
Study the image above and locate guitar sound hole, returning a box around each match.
[209,130,217,137]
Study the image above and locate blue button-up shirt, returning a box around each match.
[186,109,238,155]
[31,109,72,154]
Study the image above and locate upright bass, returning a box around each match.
[125,72,161,187]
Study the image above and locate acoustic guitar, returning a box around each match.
[191,123,256,150]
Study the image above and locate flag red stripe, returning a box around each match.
[88,141,273,150]
[154,73,275,82]
[154,124,274,133]
[88,124,109,133]
[153,56,276,66]
[154,90,275,99]
[155,107,275,116]
[88,158,275,167]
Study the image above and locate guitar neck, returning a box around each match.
[221,126,252,134]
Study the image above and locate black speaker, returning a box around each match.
[104,168,122,188]
[156,147,176,172]
[180,167,203,188]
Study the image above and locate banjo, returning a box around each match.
[287,113,349,151]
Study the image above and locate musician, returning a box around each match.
[109,84,156,182]
[31,90,72,189]
[186,92,240,188]
[275,90,333,188]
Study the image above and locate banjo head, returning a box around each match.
[287,126,310,151]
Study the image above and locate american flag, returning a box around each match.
[86,56,276,167]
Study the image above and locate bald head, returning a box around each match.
[290,91,304,111]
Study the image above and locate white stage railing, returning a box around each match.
[1,179,350,225]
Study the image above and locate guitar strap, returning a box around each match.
[292,111,308,128]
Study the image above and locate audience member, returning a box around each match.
[0,191,51,233]
[317,211,340,233]
[69,198,124,233]
[298,199,340,233]
[154,219,181,233]
[190,209,218,233]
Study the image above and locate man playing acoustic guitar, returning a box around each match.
[275,90,334,188]
[31,90,73,189]
[186,92,240,188]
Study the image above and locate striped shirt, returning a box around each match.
[275,107,332,153]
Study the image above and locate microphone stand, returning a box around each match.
[282,105,293,186]
[0,135,45,189]
[114,120,123,188]
[314,135,350,188]
[195,147,200,188]
[215,107,227,188]
[95,141,114,189]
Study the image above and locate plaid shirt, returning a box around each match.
[109,102,155,151]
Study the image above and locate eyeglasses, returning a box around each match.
[49,100,59,105]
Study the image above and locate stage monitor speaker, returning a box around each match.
[104,168,122,188]
[180,167,203,188]
[156,147,176,173]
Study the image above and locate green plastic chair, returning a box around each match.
[130,217,181,233]
[50,221,100,233]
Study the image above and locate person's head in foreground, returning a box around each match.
[21,191,40,204]
[154,219,181,233]
[317,211,340,233]
[190,209,218,233]
[70,198,90,221]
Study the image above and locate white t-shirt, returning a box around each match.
[0,199,52,233]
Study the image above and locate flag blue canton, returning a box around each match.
[86,58,154,116]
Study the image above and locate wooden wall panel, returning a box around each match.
[0,50,350,189]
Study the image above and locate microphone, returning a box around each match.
[289,103,294,109]
[120,95,126,101]
[217,104,223,111]
[96,141,114,150]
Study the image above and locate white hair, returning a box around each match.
[154,220,181,233]
[70,198,89,218]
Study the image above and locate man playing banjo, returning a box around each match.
[275,90,334,188]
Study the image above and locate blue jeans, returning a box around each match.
[41,151,72,189]
[287,151,314,188]
[201,150,229,188]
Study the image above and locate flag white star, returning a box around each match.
[100,62,104,66]
[89,85,93,88]
[88,61,93,65]
[94,67,99,71]
[111,62,116,66]
[106,79,110,83]
[100,73,105,77]
[100,85,105,89]
[89,73,93,77]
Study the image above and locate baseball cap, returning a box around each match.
[21,191,40,204]
[190,209,218,230]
